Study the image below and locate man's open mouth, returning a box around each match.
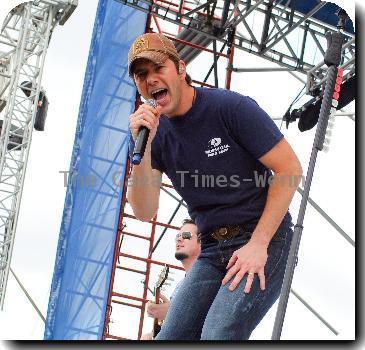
[151,88,168,101]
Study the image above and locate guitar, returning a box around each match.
[152,265,170,338]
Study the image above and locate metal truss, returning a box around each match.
[102,178,186,340]
[0,0,77,310]
[116,0,355,94]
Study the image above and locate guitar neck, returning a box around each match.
[152,288,161,337]
[152,265,169,338]
[153,287,161,332]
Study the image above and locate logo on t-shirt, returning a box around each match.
[205,137,230,157]
[209,138,221,147]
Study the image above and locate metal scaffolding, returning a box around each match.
[115,0,355,89]
[0,0,77,310]
[102,0,355,340]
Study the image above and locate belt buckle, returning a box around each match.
[211,225,242,240]
[212,226,230,240]
[218,227,228,237]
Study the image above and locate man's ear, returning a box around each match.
[178,60,187,77]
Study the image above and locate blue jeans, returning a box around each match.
[155,226,293,340]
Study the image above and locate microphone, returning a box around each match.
[132,99,157,165]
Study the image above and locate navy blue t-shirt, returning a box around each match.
[139,87,292,235]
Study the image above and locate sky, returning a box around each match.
[0,0,358,345]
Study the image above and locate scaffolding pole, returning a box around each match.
[272,12,347,338]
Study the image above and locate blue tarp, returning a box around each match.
[44,0,147,340]
[287,0,354,34]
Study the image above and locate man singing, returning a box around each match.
[127,33,302,340]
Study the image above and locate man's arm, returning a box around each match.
[222,138,302,293]
[252,137,302,244]
[127,104,162,221]
[127,147,162,221]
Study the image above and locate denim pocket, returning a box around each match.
[270,227,292,242]
[265,230,290,281]
[241,230,253,240]
[221,233,251,261]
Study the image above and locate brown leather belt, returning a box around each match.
[211,225,241,240]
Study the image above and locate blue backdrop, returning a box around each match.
[44,0,147,339]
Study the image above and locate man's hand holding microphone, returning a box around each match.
[129,100,162,165]
[127,100,163,222]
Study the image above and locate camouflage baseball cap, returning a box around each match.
[128,33,180,76]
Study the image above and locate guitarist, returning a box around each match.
[141,219,201,340]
